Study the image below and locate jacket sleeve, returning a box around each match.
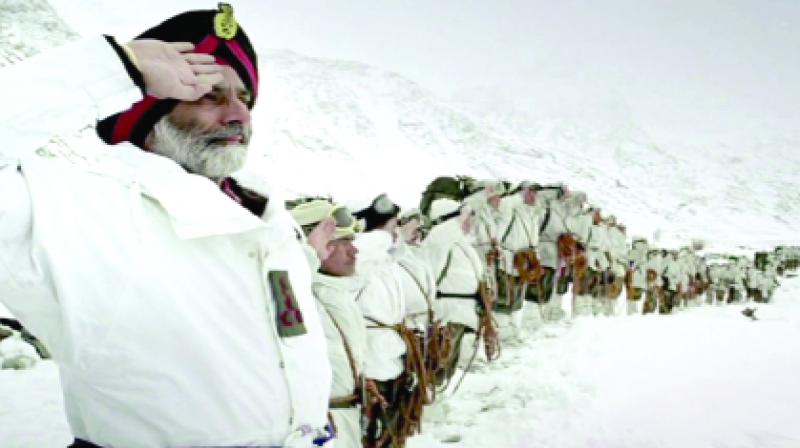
[0,36,142,157]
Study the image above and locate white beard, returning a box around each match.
[150,117,249,178]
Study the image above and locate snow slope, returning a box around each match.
[6,0,798,253]
[451,84,800,253]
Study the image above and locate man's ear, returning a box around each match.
[143,130,155,151]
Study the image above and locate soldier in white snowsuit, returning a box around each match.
[627,238,649,315]
[645,250,667,314]
[531,187,563,319]
[396,208,437,334]
[675,248,694,308]
[495,182,544,335]
[605,217,628,316]
[707,263,726,305]
[759,265,779,302]
[395,208,452,404]
[696,256,713,305]
[726,258,748,303]
[420,198,492,384]
[0,6,333,447]
[746,266,762,301]
[467,180,506,264]
[536,188,589,321]
[584,212,611,316]
[663,251,685,313]
[572,207,597,317]
[350,194,423,448]
[559,193,593,318]
[422,198,483,332]
[291,200,367,448]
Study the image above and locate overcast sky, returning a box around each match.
[52,0,800,148]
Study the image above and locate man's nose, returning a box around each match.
[221,96,251,125]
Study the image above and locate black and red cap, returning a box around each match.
[97,3,259,148]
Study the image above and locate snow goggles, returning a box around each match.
[330,205,363,234]
[371,193,398,215]
[399,210,422,226]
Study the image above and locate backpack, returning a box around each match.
[419,175,479,216]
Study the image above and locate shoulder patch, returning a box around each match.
[268,270,308,337]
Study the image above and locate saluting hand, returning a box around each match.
[126,40,224,101]
[308,218,337,262]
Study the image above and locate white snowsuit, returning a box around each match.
[353,231,407,382]
[0,37,331,447]
[629,242,649,291]
[494,193,541,334]
[726,262,747,301]
[420,218,483,331]
[535,198,573,320]
[628,241,649,314]
[313,274,368,448]
[395,242,437,333]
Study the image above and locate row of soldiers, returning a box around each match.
[1,177,796,447]
[636,247,784,315]
[279,176,799,448]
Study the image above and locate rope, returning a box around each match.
[363,317,429,447]
[323,307,362,408]
[397,261,453,403]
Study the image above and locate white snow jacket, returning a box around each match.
[759,271,778,296]
[663,256,686,292]
[420,218,483,330]
[499,193,542,253]
[537,200,570,269]
[696,257,708,282]
[646,253,666,288]
[313,273,367,402]
[607,227,628,277]
[680,252,698,283]
[564,205,592,246]
[470,194,504,265]
[313,273,367,448]
[498,194,542,274]
[0,37,331,447]
[587,224,611,272]
[746,267,761,290]
[708,265,727,290]
[628,241,649,290]
[395,242,436,332]
[725,264,747,295]
[353,231,407,382]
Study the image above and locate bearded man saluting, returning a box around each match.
[0,4,333,447]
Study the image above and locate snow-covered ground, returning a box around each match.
[408,278,800,448]
[3,277,799,447]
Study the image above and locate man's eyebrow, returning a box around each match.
[210,85,252,98]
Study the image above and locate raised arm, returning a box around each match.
[0,37,141,156]
[0,36,222,157]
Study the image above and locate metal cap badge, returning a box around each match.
[214,3,238,39]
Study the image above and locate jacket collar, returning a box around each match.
[99,145,267,240]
